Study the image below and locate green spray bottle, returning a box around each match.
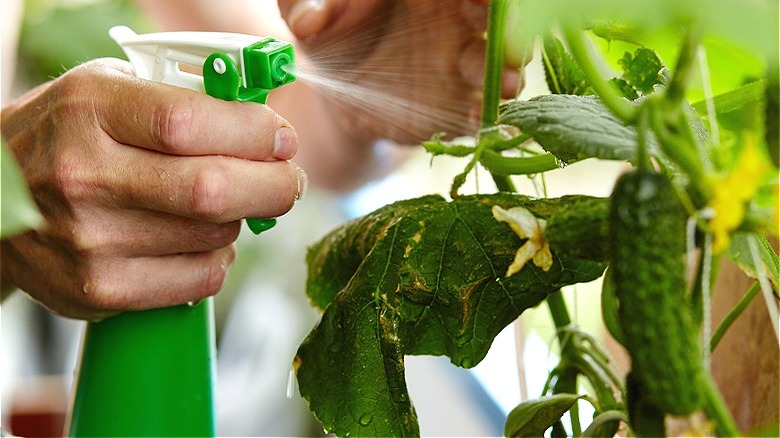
[66,26,296,436]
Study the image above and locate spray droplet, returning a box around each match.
[390,389,409,403]
[187,300,201,307]
[329,342,342,353]
[358,413,373,426]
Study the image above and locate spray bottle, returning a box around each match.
[66,26,296,436]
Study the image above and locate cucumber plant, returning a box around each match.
[296,0,778,436]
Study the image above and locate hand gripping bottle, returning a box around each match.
[66,26,296,437]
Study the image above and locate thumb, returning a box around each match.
[280,0,389,42]
[279,0,331,39]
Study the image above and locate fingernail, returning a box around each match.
[287,0,327,37]
[292,162,308,201]
[274,127,298,160]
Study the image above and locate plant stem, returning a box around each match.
[702,374,740,437]
[493,132,533,151]
[492,173,517,192]
[483,7,586,436]
[561,25,636,122]
[652,29,708,183]
[648,106,705,183]
[547,290,581,435]
[710,282,760,351]
[482,0,509,128]
[547,290,573,339]
[665,27,702,107]
[636,104,651,170]
[480,150,560,176]
[481,0,519,195]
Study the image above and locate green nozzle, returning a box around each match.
[243,38,296,91]
[201,38,296,235]
[272,52,293,83]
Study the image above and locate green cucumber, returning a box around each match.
[609,169,704,415]
[545,195,610,262]
[626,371,666,437]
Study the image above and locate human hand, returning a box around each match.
[0,58,305,321]
[278,0,522,144]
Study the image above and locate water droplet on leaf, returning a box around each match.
[358,413,373,426]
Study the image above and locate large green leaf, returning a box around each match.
[297,194,606,436]
[499,94,661,164]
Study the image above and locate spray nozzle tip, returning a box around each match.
[272,53,295,83]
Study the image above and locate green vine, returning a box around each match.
[296,1,779,436]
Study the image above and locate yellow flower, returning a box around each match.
[492,205,553,276]
[708,134,771,253]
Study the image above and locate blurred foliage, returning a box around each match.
[507,0,776,101]
[17,0,153,88]
[1,140,44,238]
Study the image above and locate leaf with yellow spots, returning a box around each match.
[298,194,606,436]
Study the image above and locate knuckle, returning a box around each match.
[53,66,92,98]
[191,165,231,220]
[70,225,102,254]
[81,270,125,312]
[151,96,196,152]
[50,151,89,202]
[53,61,114,103]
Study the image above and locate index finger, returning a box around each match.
[95,62,298,161]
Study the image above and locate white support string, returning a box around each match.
[746,235,780,344]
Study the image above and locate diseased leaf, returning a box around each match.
[618,48,665,95]
[499,94,661,164]
[610,77,639,100]
[297,194,607,437]
[504,393,583,437]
